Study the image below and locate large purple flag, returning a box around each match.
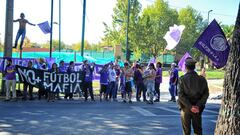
[194,19,230,68]
[178,52,191,72]
[38,21,51,34]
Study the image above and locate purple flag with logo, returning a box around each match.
[194,19,230,68]
[178,52,191,72]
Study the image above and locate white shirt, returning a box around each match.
[108,68,116,82]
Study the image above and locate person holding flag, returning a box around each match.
[13,13,36,50]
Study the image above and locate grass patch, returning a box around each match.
[162,70,224,79]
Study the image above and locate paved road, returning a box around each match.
[0,98,220,135]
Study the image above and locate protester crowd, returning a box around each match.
[3,57,210,135]
[3,58,180,104]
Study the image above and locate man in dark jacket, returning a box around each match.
[178,58,209,135]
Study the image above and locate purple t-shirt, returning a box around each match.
[100,70,108,85]
[169,68,178,84]
[155,68,162,84]
[115,68,120,76]
[82,65,94,82]
[5,65,16,80]
[134,70,143,84]
[59,65,67,73]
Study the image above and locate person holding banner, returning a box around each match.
[178,58,209,135]
[4,58,17,101]
[13,13,35,50]
[59,60,67,73]
[81,60,95,102]
[22,61,34,101]
[65,61,75,100]
[47,63,58,102]
[99,64,109,101]
[58,60,67,99]
[168,63,178,102]
[38,63,48,100]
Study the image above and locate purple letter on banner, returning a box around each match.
[194,19,230,68]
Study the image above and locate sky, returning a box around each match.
[0,0,238,45]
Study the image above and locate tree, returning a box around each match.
[136,0,178,57]
[221,24,234,39]
[214,3,240,135]
[176,6,206,60]
[41,40,66,51]
[102,0,142,57]
[71,40,91,52]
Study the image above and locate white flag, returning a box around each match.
[38,21,51,34]
[164,24,185,50]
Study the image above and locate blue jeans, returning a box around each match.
[169,83,176,100]
[107,81,116,99]
[15,29,26,49]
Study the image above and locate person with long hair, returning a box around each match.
[48,63,58,102]
[143,63,156,104]
[134,64,146,102]
[4,58,17,101]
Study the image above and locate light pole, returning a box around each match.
[50,0,54,58]
[59,0,61,52]
[207,10,213,68]
[207,10,213,24]
[126,0,131,61]
[81,0,86,60]
[201,10,213,69]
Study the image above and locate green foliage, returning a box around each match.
[176,6,206,60]
[136,0,178,57]
[102,0,142,55]
[221,24,234,39]
[70,40,91,52]
[0,40,3,52]
[162,70,224,79]
[39,40,67,51]
[100,0,208,62]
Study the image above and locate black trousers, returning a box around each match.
[136,82,146,101]
[180,110,202,135]
[23,83,33,99]
[83,81,94,100]
[64,93,73,99]
[155,82,160,100]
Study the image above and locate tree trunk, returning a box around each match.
[214,3,240,135]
